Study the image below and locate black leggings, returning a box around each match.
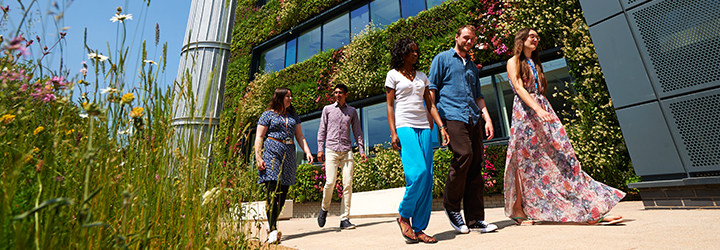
[264,181,289,231]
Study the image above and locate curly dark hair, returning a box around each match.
[390,38,418,70]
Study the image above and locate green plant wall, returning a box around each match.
[218,0,636,192]
[217,0,514,171]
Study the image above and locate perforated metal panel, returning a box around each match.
[629,0,720,97]
[623,0,651,9]
[663,88,720,172]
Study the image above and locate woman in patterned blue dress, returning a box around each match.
[254,87,314,244]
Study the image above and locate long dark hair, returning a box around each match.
[267,87,296,116]
[390,38,417,70]
[513,28,547,94]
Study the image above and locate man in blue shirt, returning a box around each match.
[428,24,497,234]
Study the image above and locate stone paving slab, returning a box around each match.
[249,201,720,250]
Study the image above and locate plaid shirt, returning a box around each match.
[317,102,365,155]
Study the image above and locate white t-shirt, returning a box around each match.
[384,69,431,129]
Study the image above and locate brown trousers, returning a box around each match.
[443,119,486,225]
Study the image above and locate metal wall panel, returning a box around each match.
[621,0,652,10]
[589,14,656,108]
[627,0,720,98]
[661,87,720,174]
[616,102,685,176]
[579,0,623,27]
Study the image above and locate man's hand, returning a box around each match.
[484,122,494,140]
[317,151,325,163]
[360,153,368,163]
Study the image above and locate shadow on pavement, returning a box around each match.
[281,220,395,241]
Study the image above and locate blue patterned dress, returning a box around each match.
[258,110,300,186]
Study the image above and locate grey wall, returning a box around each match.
[579,0,720,180]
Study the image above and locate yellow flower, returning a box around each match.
[1,114,15,123]
[121,93,135,104]
[129,107,144,118]
[33,126,44,135]
[65,129,75,135]
[32,147,40,153]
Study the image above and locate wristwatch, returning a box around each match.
[439,125,447,130]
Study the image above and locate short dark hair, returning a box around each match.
[456,24,476,36]
[334,84,348,93]
[390,38,418,70]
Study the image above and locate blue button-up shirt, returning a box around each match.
[428,48,484,125]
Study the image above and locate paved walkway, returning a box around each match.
[249,201,720,249]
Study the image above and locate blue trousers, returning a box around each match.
[396,127,434,232]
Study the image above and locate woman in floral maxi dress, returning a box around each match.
[503,28,625,225]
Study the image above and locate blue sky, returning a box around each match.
[5,0,191,95]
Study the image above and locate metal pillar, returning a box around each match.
[172,0,237,179]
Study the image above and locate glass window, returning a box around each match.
[401,0,426,18]
[323,12,350,52]
[370,0,401,28]
[426,0,443,9]
[285,38,297,68]
[259,43,285,73]
[541,58,576,120]
[297,26,321,63]
[479,75,505,139]
[494,72,513,138]
[299,118,321,154]
[350,5,370,39]
[362,102,392,148]
[494,57,576,137]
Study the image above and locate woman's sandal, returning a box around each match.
[415,231,437,244]
[511,216,535,226]
[396,218,418,243]
[589,215,624,225]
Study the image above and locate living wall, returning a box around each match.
[217,0,513,170]
[219,0,636,192]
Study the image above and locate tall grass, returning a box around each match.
[0,2,264,249]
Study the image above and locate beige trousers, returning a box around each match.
[321,148,354,220]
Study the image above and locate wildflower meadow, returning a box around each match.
[0,2,263,249]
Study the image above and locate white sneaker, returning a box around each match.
[445,209,470,234]
[267,230,282,244]
[468,221,498,233]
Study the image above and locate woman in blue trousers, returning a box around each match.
[385,38,450,244]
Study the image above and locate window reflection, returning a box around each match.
[297,26,321,62]
[370,0,401,28]
[426,0,444,9]
[259,43,285,72]
[541,58,575,120]
[401,0,426,18]
[480,75,505,139]
[494,58,576,134]
[362,102,392,148]
[350,5,370,39]
[323,12,350,51]
[285,38,297,68]
[300,118,321,154]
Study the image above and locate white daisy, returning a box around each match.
[100,86,119,94]
[88,52,109,62]
[110,13,133,23]
[143,60,157,65]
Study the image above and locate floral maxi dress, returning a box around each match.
[503,61,625,222]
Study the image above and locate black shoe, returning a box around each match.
[318,209,328,227]
[468,220,498,233]
[445,209,469,233]
[340,219,356,230]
